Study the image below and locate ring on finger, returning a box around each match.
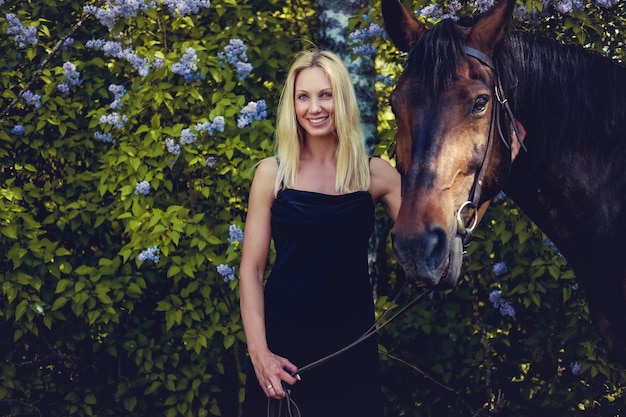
[267,384,273,390]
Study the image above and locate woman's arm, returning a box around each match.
[239,157,298,399]
[369,157,402,222]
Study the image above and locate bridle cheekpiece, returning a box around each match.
[455,46,526,249]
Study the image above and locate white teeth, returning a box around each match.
[309,118,326,123]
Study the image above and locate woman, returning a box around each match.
[239,48,401,417]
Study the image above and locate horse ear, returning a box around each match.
[467,0,516,56]
[382,0,424,52]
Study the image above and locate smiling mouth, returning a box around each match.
[308,117,327,124]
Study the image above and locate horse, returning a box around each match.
[381,0,626,365]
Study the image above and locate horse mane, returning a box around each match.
[496,32,626,159]
[405,18,466,97]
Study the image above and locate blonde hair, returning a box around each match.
[273,48,370,195]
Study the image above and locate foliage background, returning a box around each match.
[0,0,624,416]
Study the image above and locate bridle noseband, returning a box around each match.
[455,46,526,250]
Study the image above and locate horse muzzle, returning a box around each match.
[391,225,463,288]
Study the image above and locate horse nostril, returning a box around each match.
[424,226,448,269]
[391,225,449,275]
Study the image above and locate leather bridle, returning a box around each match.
[455,46,526,249]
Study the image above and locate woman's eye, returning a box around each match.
[321,91,332,99]
[472,95,489,114]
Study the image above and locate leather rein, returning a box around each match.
[455,46,526,249]
[267,283,433,417]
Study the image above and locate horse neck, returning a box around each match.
[500,33,626,151]
[501,33,626,264]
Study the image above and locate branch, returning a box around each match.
[0,398,42,417]
[0,0,107,122]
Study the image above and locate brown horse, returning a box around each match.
[382,0,626,365]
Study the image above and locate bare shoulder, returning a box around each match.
[248,157,279,202]
[254,157,279,180]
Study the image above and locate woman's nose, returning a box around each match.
[309,98,321,113]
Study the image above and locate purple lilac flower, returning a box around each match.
[236,61,253,80]
[221,39,248,65]
[206,156,216,167]
[5,13,38,48]
[63,62,82,86]
[476,0,495,12]
[134,180,150,195]
[84,0,155,31]
[447,0,463,14]
[552,0,584,14]
[94,131,114,143]
[349,23,385,58]
[419,3,444,20]
[108,84,126,109]
[153,57,164,68]
[195,122,212,135]
[163,0,211,15]
[165,138,180,156]
[22,90,41,108]
[99,112,128,129]
[544,238,566,259]
[217,264,236,282]
[237,100,267,128]
[352,44,377,57]
[512,6,535,24]
[376,75,395,86]
[194,116,225,136]
[219,39,253,81]
[11,125,25,136]
[171,47,201,82]
[594,0,618,6]
[179,128,197,145]
[211,116,225,132]
[228,224,244,243]
[570,362,582,375]
[86,39,150,76]
[488,290,516,318]
[138,246,160,263]
[62,37,74,50]
[349,23,385,41]
[57,83,70,95]
[493,262,508,277]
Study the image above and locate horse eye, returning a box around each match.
[472,95,489,114]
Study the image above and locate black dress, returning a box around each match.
[242,188,382,417]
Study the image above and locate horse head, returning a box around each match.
[383,0,523,287]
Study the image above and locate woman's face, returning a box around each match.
[294,66,335,139]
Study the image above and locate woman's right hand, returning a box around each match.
[251,349,300,399]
